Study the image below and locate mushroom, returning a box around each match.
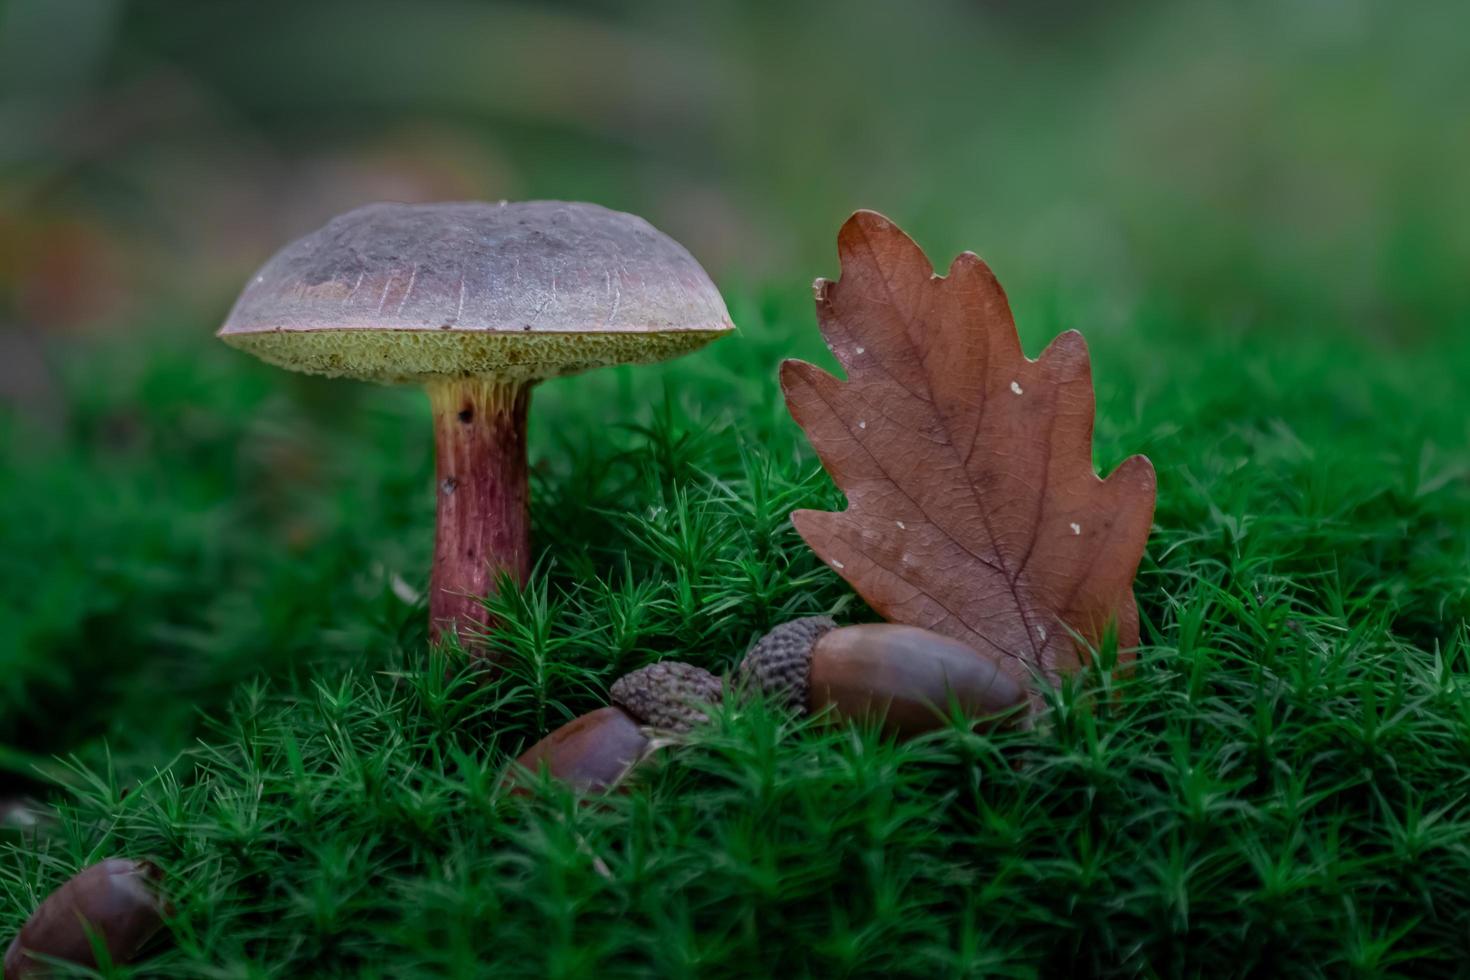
[219,201,734,654]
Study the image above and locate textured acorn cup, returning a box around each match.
[5,859,166,979]
[218,201,734,657]
[610,661,724,733]
[734,616,836,710]
[509,706,651,795]
[739,622,1027,736]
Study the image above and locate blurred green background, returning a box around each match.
[2,0,1468,784]
[5,0,1468,342]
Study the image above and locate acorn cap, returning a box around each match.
[217,200,735,384]
[735,616,836,710]
[610,661,723,733]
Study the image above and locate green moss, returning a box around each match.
[2,285,1469,975]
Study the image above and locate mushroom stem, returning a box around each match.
[426,377,532,652]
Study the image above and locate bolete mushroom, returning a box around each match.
[219,201,734,653]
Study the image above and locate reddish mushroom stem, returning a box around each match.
[427,378,532,652]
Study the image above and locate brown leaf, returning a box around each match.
[781,211,1156,686]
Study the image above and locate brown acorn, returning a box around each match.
[5,859,167,979]
[509,706,651,795]
[610,661,723,733]
[734,616,836,710]
[739,622,1026,737]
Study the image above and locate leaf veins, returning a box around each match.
[781,211,1156,684]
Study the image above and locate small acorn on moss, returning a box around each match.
[509,706,651,795]
[610,661,724,734]
[5,859,167,979]
[510,660,723,795]
[734,616,836,711]
[509,620,1027,796]
[739,621,1025,737]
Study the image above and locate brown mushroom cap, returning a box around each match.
[217,200,734,384]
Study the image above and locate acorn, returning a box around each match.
[509,706,651,795]
[5,859,167,979]
[510,622,1027,796]
[735,616,836,711]
[739,622,1026,736]
[610,661,724,733]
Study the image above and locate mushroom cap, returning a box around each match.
[217,200,735,384]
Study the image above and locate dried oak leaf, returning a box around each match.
[781,211,1156,685]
